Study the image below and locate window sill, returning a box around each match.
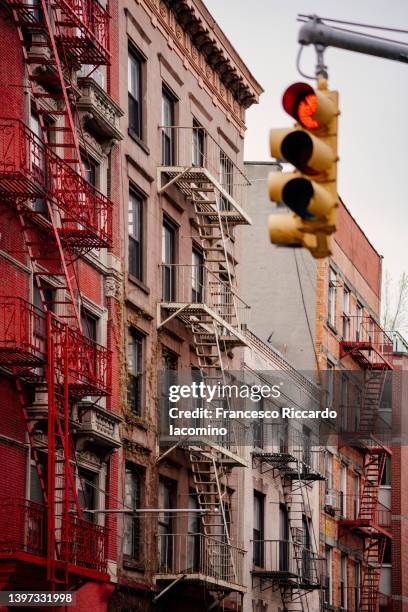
[125,413,148,431]
[326,321,338,336]
[128,274,150,295]
[123,557,145,572]
[128,129,150,155]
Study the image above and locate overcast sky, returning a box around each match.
[205,0,408,283]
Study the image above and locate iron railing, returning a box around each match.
[252,423,322,474]
[339,315,394,364]
[0,296,47,367]
[0,296,112,396]
[2,0,110,63]
[156,532,245,587]
[251,540,320,584]
[338,494,391,528]
[0,118,112,249]
[0,497,108,572]
[159,263,250,331]
[158,126,250,211]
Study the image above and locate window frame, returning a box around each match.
[328,267,337,327]
[128,189,144,282]
[127,327,144,417]
[123,463,142,562]
[161,86,176,165]
[253,491,265,567]
[128,45,144,140]
[162,217,177,302]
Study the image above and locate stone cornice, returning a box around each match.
[138,0,263,130]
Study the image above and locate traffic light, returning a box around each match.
[268,79,339,258]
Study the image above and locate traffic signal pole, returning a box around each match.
[299,16,408,67]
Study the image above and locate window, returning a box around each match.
[30,112,49,216]
[78,468,97,523]
[327,360,334,408]
[353,473,360,519]
[127,329,144,416]
[161,349,178,433]
[340,463,347,518]
[355,561,361,610]
[325,545,332,605]
[219,150,233,210]
[123,464,141,560]
[381,455,391,486]
[162,88,175,165]
[30,455,46,505]
[341,374,349,431]
[325,451,333,493]
[128,190,143,280]
[128,47,143,139]
[81,309,98,341]
[82,155,96,187]
[253,401,264,449]
[341,554,348,610]
[343,287,350,338]
[192,119,205,167]
[253,491,264,567]
[158,479,175,570]
[356,302,363,341]
[162,219,176,301]
[279,504,289,571]
[302,516,311,580]
[187,493,200,571]
[192,248,204,303]
[328,267,336,326]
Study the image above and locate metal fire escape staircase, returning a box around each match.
[339,319,393,612]
[252,434,323,611]
[0,0,111,588]
[157,130,250,592]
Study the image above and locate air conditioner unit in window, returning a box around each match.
[325,492,337,509]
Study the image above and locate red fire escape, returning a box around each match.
[339,316,394,612]
[0,0,112,589]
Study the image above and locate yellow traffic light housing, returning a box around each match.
[268,79,339,258]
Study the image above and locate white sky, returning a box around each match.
[205,0,408,282]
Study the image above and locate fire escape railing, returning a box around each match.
[0,497,108,572]
[156,532,245,587]
[0,296,112,397]
[0,118,112,249]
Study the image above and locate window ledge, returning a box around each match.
[123,558,145,572]
[326,321,338,335]
[128,129,150,155]
[125,413,148,431]
[128,274,150,295]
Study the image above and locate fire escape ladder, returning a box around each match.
[360,537,386,612]
[359,367,388,436]
[359,451,386,524]
[280,460,319,612]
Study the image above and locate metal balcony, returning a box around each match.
[155,533,246,592]
[0,296,47,368]
[0,296,112,397]
[0,497,108,576]
[252,425,325,481]
[339,315,394,369]
[338,494,392,538]
[251,540,321,589]
[157,126,251,226]
[4,0,110,66]
[158,264,249,346]
[0,118,112,250]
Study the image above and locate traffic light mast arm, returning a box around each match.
[299,17,408,65]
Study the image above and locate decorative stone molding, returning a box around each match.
[139,0,263,129]
[75,401,121,460]
[105,274,121,299]
[77,77,124,144]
